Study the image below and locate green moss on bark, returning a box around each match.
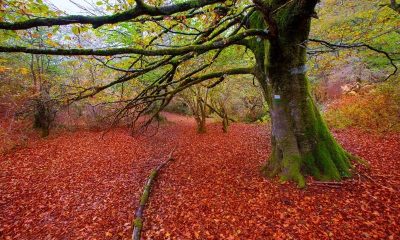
[140,186,150,205]
[281,155,306,188]
[150,169,158,179]
[253,1,353,187]
[262,88,353,187]
[134,218,143,228]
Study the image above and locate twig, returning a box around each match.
[307,39,398,81]
[360,173,374,182]
[313,181,344,185]
[132,147,176,240]
[309,181,344,188]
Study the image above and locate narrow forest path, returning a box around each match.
[1,113,399,239]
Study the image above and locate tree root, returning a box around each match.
[132,148,176,240]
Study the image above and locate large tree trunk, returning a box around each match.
[264,45,352,187]
[250,2,353,187]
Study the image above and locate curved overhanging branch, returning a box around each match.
[65,48,222,102]
[111,66,255,129]
[0,0,225,30]
[0,29,268,56]
[0,1,261,131]
[174,67,254,91]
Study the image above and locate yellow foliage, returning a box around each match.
[20,67,29,75]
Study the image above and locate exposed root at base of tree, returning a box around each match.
[261,140,355,188]
[132,148,176,240]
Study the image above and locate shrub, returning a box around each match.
[324,81,400,132]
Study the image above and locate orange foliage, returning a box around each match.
[325,83,400,132]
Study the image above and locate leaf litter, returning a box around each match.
[1,114,399,239]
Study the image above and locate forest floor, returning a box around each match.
[1,113,399,240]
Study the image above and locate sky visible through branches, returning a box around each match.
[46,0,95,14]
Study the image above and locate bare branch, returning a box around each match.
[307,39,398,81]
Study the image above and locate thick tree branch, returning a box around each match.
[0,0,225,30]
[0,29,268,56]
[174,67,254,93]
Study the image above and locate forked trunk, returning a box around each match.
[194,109,206,133]
[195,96,207,133]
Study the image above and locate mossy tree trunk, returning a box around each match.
[33,93,55,137]
[249,1,352,187]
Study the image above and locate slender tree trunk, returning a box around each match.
[30,54,38,93]
[222,108,229,133]
[197,118,206,133]
[390,0,396,9]
[193,114,206,133]
[389,0,399,12]
[196,95,207,133]
[249,2,353,187]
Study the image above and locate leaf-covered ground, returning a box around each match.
[1,113,399,239]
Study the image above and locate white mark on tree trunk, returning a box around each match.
[289,65,308,75]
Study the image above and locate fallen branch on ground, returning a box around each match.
[309,181,345,188]
[132,148,176,240]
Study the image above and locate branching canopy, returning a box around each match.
[0,0,397,127]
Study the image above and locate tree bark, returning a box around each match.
[222,108,229,133]
[389,0,400,12]
[250,2,353,187]
[196,96,207,133]
[189,87,208,133]
[390,0,396,9]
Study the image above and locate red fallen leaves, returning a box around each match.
[1,114,400,239]
[142,120,400,239]
[0,128,177,239]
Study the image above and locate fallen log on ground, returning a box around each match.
[132,148,176,240]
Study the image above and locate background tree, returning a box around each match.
[180,86,209,133]
[209,86,230,133]
[0,0,397,186]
